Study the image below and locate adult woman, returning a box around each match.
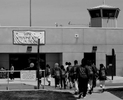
[99,64,107,92]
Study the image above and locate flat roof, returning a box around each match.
[88,4,120,10]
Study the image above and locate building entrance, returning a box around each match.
[84,52,96,64]
[9,53,45,78]
[106,55,116,76]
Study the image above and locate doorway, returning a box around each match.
[84,52,96,64]
[9,53,46,78]
[106,55,116,76]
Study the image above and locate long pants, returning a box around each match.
[68,76,73,88]
[61,77,66,89]
[78,78,88,97]
[74,79,79,92]
[55,76,61,87]
[10,73,14,80]
[93,77,97,88]
[46,75,51,85]
[88,79,93,91]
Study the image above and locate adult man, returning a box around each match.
[71,60,79,94]
[53,63,62,88]
[77,58,89,99]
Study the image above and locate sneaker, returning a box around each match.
[83,96,86,99]
[102,89,105,93]
[100,85,102,88]
[70,86,72,89]
[78,94,82,99]
[48,82,51,86]
[78,92,82,99]
[74,91,78,95]
[88,90,92,95]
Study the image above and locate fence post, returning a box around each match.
[43,70,45,89]
[7,70,9,90]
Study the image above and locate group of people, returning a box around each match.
[51,58,107,99]
[0,65,14,80]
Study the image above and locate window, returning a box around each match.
[89,9,101,18]
[102,9,116,18]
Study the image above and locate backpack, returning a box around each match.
[79,67,88,78]
[61,69,65,75]
[73,65,78,75]
[101,69,106,77]
[67,66,72,72]
[67,66,73,77]
[55,69,61,77]
[87,66,93,76]
[61,69,66,78]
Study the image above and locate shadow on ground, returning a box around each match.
[0,90,76,100]
[106,88,123,99]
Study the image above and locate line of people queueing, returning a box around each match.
[48,58,107,99]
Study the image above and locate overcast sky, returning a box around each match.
[0,0,122,27]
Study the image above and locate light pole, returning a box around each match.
[29,0,32,27]
[37,39,40,89]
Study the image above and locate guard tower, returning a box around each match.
[87,4,120,27]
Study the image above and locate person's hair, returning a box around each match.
[81,58,87,67]
[68,62,71,65]
[55,63,59,67]
[46,64,50,68]
[100,64,104,69]
[65,62,68,65]
[60,65,64,69]
[74,60,78,65]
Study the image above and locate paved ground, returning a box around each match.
[0,76,123,100]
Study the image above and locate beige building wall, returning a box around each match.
[0,27,122,75]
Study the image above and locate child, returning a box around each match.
[45,64,51,86]
[99,64,107,92]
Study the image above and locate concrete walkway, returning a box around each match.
[0,76,123,100]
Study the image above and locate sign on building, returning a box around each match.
[13,30,45,45]
[20,70,36,81]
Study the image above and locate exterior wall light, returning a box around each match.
[75,34,79,38]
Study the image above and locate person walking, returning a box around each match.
[60,65,67,89]
[91,61,98,90]
[99,64,107,92]
[64,62,69,71]
[53,63,62,88]
[77,58,89,99]
[71,60,79,94]
[66,62,73,89]
[45,64,51,86]
[10,64,14,80]
[86,60,94,94]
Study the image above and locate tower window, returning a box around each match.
[102,9,116,18]
[89,9,101,18]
